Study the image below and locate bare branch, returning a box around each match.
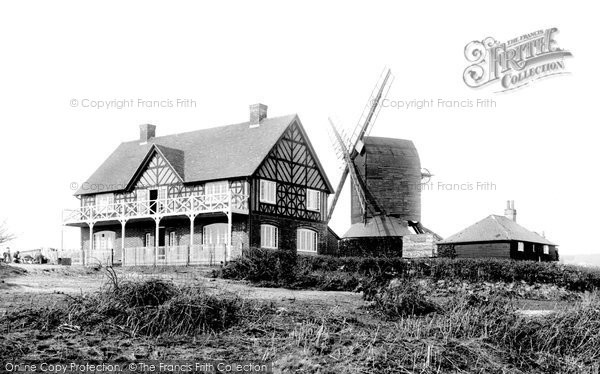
[0,221,16,245]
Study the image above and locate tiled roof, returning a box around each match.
[75,114,313,195]
[439,215,556,245]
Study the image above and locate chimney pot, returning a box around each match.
[249,103,268,127]
[504,200,517,222]
[140,124,156,143]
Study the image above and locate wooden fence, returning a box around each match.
[123,244,229,267]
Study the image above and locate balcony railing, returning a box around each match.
[63,192,249,224]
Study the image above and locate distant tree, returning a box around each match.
[0,221,15,245]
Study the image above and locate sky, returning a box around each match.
[0,1,597,257]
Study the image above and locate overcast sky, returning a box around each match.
[0,1,597,256]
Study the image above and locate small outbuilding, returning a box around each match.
[437,201,558,261]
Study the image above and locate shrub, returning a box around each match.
[362,279,439,319]
[219,247,296,286]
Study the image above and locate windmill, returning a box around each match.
[328,68,440,257]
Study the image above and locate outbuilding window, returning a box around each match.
[297,229,318,253]
[260,224,278,249]
[517,242,524,252]
[543,245,549,255]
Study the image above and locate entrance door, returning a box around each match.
[92,231,115,265]
[158,227,166,247]
[149,189,158,214]
[157,227,166,261]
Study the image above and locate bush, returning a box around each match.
[219,247,296,286]
[362,279,438,319]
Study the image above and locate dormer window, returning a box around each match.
[260,180,276,204]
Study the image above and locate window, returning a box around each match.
[169,231,176,247]
[517,242,524,252]
[260,180,276,204]
[96,193,114,208]
[158,186,167,200]
[205,181,229,196]
[306,189,321,211]
[297,229,318,253]
[137,189,148,201]
[260,224,278,249]
[144,233,152,247]
[543,245,549,255]
[203,223,228,245]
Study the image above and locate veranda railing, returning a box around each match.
[64,192,249,224]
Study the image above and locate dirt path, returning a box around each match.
[0,264,362,314]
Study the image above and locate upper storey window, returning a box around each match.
[306,189,320,211]
[260,180,276,204]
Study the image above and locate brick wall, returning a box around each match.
[249,213,330,254]
[338,236,403,257]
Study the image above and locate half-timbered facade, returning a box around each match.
[63,104,333,266]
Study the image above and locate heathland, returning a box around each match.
[1,251,599,373]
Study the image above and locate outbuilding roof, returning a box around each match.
[439,215,556,246]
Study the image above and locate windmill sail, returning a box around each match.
[327,68,394,222]
[328,118,367,219]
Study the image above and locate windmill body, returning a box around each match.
[350,137,421,224]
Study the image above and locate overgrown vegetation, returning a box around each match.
[217,248,600,292]
[2,269,260,336]
[362,279,439,318]
[2,264,600,372]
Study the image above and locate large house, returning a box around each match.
[437,201,558,261]
[63,104,334,266]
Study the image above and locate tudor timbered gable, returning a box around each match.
[253,121,330,222]
[135,151,181,190]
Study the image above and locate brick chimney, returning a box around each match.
[140,124,156,143]
[504,200,517,222]
[249,103,268,127]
